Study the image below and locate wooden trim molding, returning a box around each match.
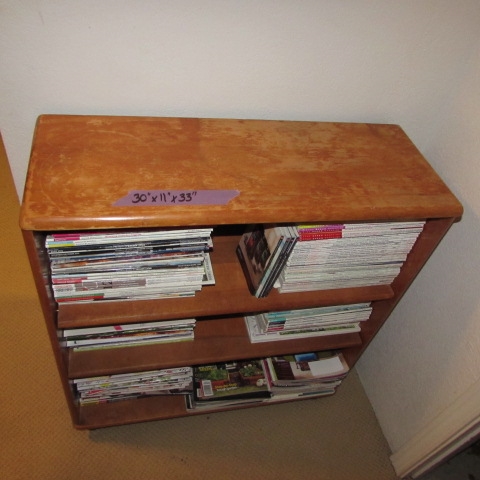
[390,377,480,478]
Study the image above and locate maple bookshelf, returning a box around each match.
[20,115,463,429]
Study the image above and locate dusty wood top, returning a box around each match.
[20,115,463,230]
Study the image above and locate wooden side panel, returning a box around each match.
[21,230,79,424]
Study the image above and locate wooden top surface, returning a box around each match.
[20,115,463,230]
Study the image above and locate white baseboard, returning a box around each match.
[390,377,480,478]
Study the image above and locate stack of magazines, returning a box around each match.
[262,351,349,400]
[244,303,372,343]
[276,221,425,293]
[74,367,193,405]
[186,351,349,411]
[45,227,214,303]
[62,318,196,351]
[188,359,271,410]
[236,224,298,297]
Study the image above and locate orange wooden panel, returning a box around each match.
[20,115,463,231]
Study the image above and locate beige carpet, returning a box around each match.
[0,134,399,480]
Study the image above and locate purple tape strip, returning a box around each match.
[113,190,239,206]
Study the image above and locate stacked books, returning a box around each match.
[62,318,196,351]
[73,366,193,405]
[276,221,425,293]
[236,224,298,297]
[244,303,372,343]
[45,227,215,303]
[187,351,349,411]
[262,351,348,400]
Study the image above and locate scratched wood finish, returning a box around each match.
[20,115,462,230]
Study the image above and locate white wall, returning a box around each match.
[1,0,479,455]
[357,42,480,452]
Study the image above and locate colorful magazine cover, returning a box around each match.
[193,359,270,402]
